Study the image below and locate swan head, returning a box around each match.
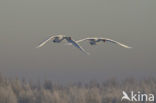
[102,39,106,42]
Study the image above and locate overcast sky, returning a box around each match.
[0,0,156,83]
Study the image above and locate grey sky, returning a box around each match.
[0,0,156,83]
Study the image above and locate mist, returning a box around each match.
[0,0,156,83]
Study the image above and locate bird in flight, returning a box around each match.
[36,35,90,55]
[71,37,131,48]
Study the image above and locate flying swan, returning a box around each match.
[69,37,131,48]
[36,35,90,55]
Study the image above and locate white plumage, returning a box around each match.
[74,37,131,48]
[36,35,90,55]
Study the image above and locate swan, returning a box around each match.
[36,35,90,55]
[69,37,131,48]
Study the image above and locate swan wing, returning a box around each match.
[65,38,93,45]
[36,35,55,48]
[102,38,132,48]
[66,39,90,55]
[76,38,94,43]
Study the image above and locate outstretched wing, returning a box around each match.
[65,37,96,45]
[76,38,94,43]
[102,38,132,48]
[66,39,90,55]
[36,35,55,48]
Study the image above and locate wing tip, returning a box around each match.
[36,45,42,48]
[120,44,132,49]
[125,46,132,49]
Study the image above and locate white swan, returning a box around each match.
[72,37,131,48]
[36,35,90,55]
